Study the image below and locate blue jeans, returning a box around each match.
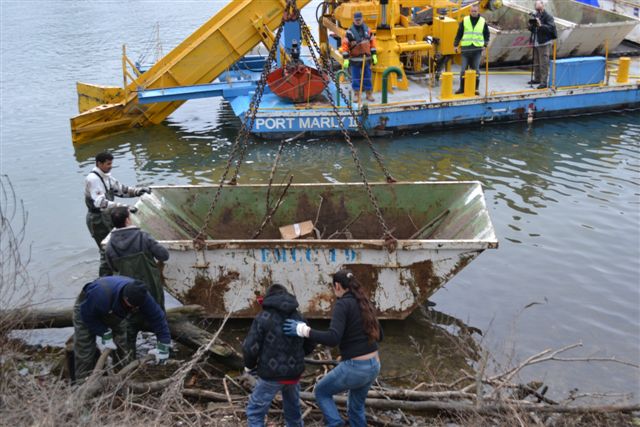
[350,62,372,92]
[314,358,380,427]
[246,378,303,427]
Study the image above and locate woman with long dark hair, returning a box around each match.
[284,269,382,427]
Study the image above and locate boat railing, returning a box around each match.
[422,40,638,102]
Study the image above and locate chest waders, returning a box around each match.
[85,171,115,276]
[111,248,165,310]
[111,238,167,359]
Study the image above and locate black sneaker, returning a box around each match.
[536,84,548,89]
[455,89,464,94]
[528,80,540,85]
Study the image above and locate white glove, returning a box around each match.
[148,342,170,364]
[283,319,310,338]
[98,329,117,351]
[297,322,311,338]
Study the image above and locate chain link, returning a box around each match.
[194,0,395,245]
[298,15,395,184]
[193,8,289,246]
[297,14,394,240]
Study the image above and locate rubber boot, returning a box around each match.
[475,76,480,96]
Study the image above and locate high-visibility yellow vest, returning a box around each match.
[461,16,486,47]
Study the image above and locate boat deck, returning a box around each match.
[251,60,639,111]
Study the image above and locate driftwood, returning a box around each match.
[5,304,204,329]
[3,304,243,369]
[154,386,640,416]
[169,318,242,370]
[295,391,639,416]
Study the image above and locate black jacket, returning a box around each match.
[529,10,557,45]
[105,226,169,270]
[242,292,315,381]
[309,292,383,360]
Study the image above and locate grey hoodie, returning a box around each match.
[105,226,169,270]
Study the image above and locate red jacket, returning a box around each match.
[341,23,377,61]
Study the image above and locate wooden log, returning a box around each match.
[3,304,207,329]
[182,388,243,402]
[367,388,477,401]
[3,305,243,369]
[170,320,243,370]
[297,392,640,416]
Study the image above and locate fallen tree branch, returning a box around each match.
[5,304,207,329]
[182,388,243,402]
[296,392,640,415]
[4,304,243,369]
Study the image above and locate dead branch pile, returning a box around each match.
[1,333,638,427]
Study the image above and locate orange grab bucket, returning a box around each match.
[267,64,329,103]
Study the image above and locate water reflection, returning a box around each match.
[73,110,639,226]
[379,304,483,386]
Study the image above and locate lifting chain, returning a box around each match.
[298,14,395,185]
[194,0,396,247]
[193,5,290,247]
[297,11,396,241]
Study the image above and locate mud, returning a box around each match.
[183,270,240,315]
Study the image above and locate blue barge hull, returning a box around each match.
[237,84,639,139]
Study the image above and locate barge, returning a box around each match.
[70,0,640,144]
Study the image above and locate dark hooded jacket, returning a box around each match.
[242,290,315,381]
[105,226,169,270]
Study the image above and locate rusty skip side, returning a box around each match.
[133,181,498,319]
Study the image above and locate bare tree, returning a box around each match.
[0,174,36,338]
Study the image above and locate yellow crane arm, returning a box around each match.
[71,0,311,144]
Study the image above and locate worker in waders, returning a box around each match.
[105,206,169,355]
[453,4,489,95]
[72,276,171,383]
[84,152,151,277]
[341,11,377,103]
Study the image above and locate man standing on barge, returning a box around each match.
[454,3,490,95]
[528,0,557,89]
[342,11,378,103]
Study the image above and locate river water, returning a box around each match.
[1,1,639,401]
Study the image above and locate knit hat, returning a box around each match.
[123,280,147,308]
[354,11,363,19]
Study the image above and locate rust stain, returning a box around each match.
[305,291,336,318]
[408,260,442,300]
[183,270,239,316]
[221,207,234,225]
[344,264,378,300]
[512,107,526,118]
[447,253,475,279]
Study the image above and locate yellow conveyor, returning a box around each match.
[70,0,310,144]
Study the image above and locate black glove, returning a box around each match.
[238,367,258,390]
[129,207,138,214]
[135,187,151,196]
